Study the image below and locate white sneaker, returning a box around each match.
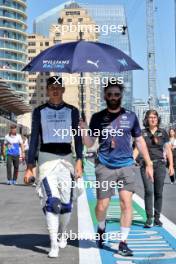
[58,234,67,249]
[48,244,59,258]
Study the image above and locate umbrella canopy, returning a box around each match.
[22,40,142,73]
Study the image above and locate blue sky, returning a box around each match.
[27,0,175,100]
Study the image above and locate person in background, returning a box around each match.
[22,134,29,166]
[168,128,176,184]
[3,125,25,185]
[138,110,174,228]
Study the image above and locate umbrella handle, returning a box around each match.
[81,111,86,122]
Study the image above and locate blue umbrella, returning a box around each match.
[22,40,142,118]
[23,40,142,73]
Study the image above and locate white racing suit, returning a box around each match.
[37,152,74,247]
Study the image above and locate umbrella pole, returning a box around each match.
[80,72,85,121]
[79,31,85,121]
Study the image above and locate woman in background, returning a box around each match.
[137,110,174,228]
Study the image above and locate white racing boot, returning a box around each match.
[48,240,59,258]
[57,212,71,249]
[58,232,67,249]
[46,212,59,258]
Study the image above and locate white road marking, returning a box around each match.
[78,178,102,264]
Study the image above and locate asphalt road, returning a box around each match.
[0,163,79,264]
[0,161,175,264]
[134,165,176,224]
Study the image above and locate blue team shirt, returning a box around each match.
[89,108,142,168]
[4,134,22,156]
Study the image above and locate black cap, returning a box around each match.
[46,76,63,87]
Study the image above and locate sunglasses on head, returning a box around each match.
[106,92,121,98]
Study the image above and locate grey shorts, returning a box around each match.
[95,163,138,199]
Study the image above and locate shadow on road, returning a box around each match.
[0,234,49,255]
[132,219,145,226]
[0,182,34,187]
[0,234,85,253]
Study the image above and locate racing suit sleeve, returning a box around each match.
[72,108,83,160]
[27,107,41,166]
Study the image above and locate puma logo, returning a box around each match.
[87,60,99,68]
[118,58,128,67]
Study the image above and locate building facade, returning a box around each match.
[83,4,133,110]
[132,99,148,128]
[169,77,176,126]
[0,0,28,100]
[133,96,170,129]
[27,34,53,109]
[157,95,170,128]
[29,2,100,121]
[33,1,133,111]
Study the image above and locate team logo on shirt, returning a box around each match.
[117,114,131,128]
[121,115,128,120]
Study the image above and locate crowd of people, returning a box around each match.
[1,76,176,258]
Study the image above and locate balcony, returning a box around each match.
[0,5,26,18]
[0,26,27,36]
[0,20,26,32]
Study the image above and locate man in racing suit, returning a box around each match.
[24,76,83,258]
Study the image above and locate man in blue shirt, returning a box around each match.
[80,81,153,257]
[3,125,25,185]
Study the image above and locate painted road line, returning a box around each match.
[83,160,176,264]
[133,193,176,239]
[77,178,101,264]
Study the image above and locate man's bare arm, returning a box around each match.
[133,146,139,160]
[135,136,152,166]
[134,136,153,182]
[20,143,25,157]
[79,120,96,148]
[2,144,6,158]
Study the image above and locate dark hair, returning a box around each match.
[104,81,124,93]
[46,76,63,87]
[143,109,161,128]
[10,124,17,129]
[168,128,176,138]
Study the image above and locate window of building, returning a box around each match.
[28,42,35,46]
[54,40,61,44]
[40,42,43,46]
[78,18,83,22]
[67,19,72,23]
[28,49,36,53]
[55,32,60,37]
[65,11,80,16]
[2,0,11,5]
[30,100,37,104]
[45,42,49,46]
